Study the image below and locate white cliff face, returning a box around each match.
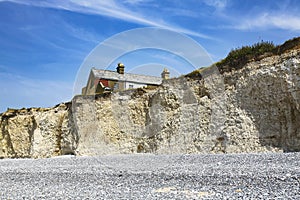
[224,50,300,153]
[0,104,78,158]
[0,50,299,158]
[72,50,300,155]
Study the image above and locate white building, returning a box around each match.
[82,63,170,95]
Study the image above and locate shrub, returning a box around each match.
[216,41,277,73]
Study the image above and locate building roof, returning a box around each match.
[91,68,162,85]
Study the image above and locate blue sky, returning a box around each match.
[0,0,300,112]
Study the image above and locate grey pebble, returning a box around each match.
[0,152,299,199]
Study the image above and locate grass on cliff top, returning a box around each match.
[216,40,277,73]
[185,66,216,79]
[216,36,300,73]
[185,36,300,77]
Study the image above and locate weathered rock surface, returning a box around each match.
[0,104,78,158]
[0,49,299,158]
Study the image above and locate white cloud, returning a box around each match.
[235,13,300,31]
[1,0,211,39]
[203,0,228,10]
[123,0,153,5]
[61,22,102,44]
[163,7,199,18]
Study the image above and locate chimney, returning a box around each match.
[161,68,170,80]
[117,63,125,74]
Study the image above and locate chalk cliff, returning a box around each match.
[0,104,78,158]
[1,44,299,158]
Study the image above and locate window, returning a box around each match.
[129,84,134,89]
[114,83,119,90]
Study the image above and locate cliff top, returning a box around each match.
[216,36,300,73]
[186,36,300,78]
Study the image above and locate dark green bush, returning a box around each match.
[217,41,277,73]
[186,37,300,77]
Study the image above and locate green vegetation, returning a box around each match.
[274,37,300,55]
[185,65,214,79]
[216,41,277,73]
[186,36,300,77]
